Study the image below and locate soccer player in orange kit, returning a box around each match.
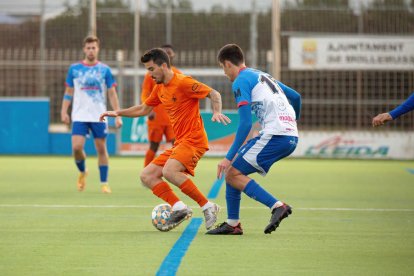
[100,48,231,231]
[141,45,180,167]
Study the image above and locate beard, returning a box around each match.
[153,77,163,84]
[86,54,96,62]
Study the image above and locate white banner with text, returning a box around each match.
[289,36,414,70]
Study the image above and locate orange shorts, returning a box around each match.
[147,123,175,143]
[152,142,207,176]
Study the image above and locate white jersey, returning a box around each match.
[233,68,298,137]
[65,61,117,122]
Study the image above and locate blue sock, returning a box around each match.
[226,183,241,220]
[243,180,277,209]
[75,159,86,173]
[99,165,108,183]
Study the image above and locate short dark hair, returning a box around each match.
[217,44,244,65]
[140,48,171,68]
[83,35,100,46]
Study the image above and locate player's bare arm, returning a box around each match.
[107,87,123,128]
[100,103,153,122]
[207,89,231,125]
[61,86,74,125]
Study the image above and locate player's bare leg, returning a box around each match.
[226,166,291,234]
[72,135,87,191]
[144,141,160,167]
[141,163,191,230]
[94,138,111,193]
[163,159,220,229]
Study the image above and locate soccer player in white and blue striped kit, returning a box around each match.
[207,44,301,235]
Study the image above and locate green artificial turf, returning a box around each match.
[0,156,413,275]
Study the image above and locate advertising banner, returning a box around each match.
[120,111,258,156]
[120,112,414,160]
[292,131,414,160]
[289,36,414,70]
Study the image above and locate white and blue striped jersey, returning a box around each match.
[232,68,299,137]
[65,61,117,122]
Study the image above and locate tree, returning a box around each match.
[147,0,193,12]
[364,0,414,33]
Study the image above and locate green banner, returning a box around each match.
[120,111,257,155]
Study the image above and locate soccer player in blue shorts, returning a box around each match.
[61,36,123,193]
[372,93,414,127]
[206,44,302,235]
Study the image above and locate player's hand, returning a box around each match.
[61,113,70,125]
[217,158,231,179]
[372,113,392,127]
[212,113,231,125]
[99,111,118,122]
[115,117,123,128]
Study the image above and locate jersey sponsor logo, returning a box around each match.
[277,97,287,111]
[192,83,200,93]
[252,101,265,125]
[279,115,295,122]
[81,86,100,90]
[233,88,241,98]
[74,69,105,103]
[191,155,199,166]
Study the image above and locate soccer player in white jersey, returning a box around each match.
[207,44,302,235]
[61,36,122,194]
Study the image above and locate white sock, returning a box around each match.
[172,201,186,211]
[227,219,240,227]
[271,201,284,211]
[201,201,213,211]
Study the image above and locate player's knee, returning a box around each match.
[225,173,234,184]
[72,144,83,153]
[161,167,172,182]
[225,167,238,183]
[95,147,107,156]
[140,170,152,187]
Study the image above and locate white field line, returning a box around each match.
[0,204,413,212]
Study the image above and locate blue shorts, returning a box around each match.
[232,134,298,176]
[72,122,107,139]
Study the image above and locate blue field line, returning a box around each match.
[156,218,203,276]
[156,176,225,275]
[207,175,225,199]
[406,168,414,174]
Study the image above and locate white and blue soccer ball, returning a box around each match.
[151,203,172,232]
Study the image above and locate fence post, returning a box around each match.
[133,0,141,105]
[271,0,281,80]
[116,50,125,155]
[39,0,46,97]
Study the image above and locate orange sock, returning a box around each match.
[144,149,156,167]
[179,179,208,207]
[152,182,180,207]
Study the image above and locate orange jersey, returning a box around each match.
[141,66,181,125]
[144,73,212,149]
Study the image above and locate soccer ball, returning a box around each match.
[151,203,172,232]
